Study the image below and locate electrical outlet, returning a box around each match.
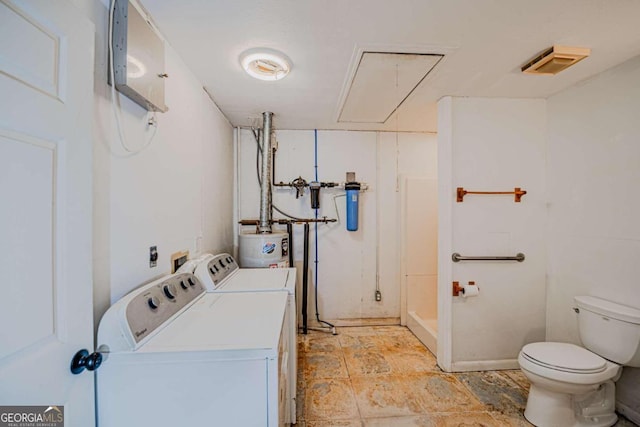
[149,246,158,268]
[171,250,189,273]
[375,290,382,302]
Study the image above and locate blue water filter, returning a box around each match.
[345,182,361,231]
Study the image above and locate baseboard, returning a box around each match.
[304,317,400,329]
[449,359,520,372]
[617,401,640,426]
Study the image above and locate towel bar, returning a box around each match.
[457,187,526,202]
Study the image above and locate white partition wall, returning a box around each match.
[437,97,547,371]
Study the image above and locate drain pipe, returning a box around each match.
[258,112,274,233]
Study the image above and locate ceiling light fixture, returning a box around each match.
[240,48,291,81]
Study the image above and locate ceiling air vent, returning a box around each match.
[521,45,590,75]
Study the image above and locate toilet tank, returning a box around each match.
[575,296,640,367]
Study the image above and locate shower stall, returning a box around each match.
[401,177,438,355]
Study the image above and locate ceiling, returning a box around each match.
[138,0,640,132]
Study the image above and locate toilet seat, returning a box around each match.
[521,342,606,374]
[518,342,620,386]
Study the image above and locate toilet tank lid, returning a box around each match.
[575,296,640,325]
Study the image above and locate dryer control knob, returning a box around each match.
[148,296,160,310]
[219,259,225,268]
[180,280,188,290]
[188,277,196,286]
[163,284,177,299]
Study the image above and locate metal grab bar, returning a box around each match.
[451,252,525,263]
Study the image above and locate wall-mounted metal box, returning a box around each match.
[111,0,168,112]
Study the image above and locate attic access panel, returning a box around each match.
[338,52,443,124]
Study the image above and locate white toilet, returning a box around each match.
[518,296,640,427]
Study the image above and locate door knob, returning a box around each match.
[70,349,103,375]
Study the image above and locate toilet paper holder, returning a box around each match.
[452,281,478,296]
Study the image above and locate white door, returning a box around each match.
[0,1,95,426]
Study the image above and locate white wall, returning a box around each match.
[72,0,234,328]
[377,133,438,324]
[238,129,436,323]
[546,55,640,422]
[438,97,547,370]
[546,55,640,342]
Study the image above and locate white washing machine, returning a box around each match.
[97,272,290,427]
[178,253,298,423]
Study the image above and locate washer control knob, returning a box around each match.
[180,280,188,290]
[209,267,216,275]
[163,284,177,299]
[188,277,196,287]
[219,259,225,268]
[148,296,160,310]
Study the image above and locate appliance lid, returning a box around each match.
[139,291,288,354]
[521,342,607,373]
[222,268,291,291]
[575,296,640,325]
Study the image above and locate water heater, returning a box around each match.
[238,231,289,268]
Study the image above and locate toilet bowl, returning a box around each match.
[519,342,621,427]
[518,296,640,427]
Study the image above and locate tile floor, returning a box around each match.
[295,325,638,427]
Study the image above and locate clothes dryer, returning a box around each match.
[179,253,298,423]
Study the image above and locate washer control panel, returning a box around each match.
[125,272,205,343]
[205,253,238,288]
